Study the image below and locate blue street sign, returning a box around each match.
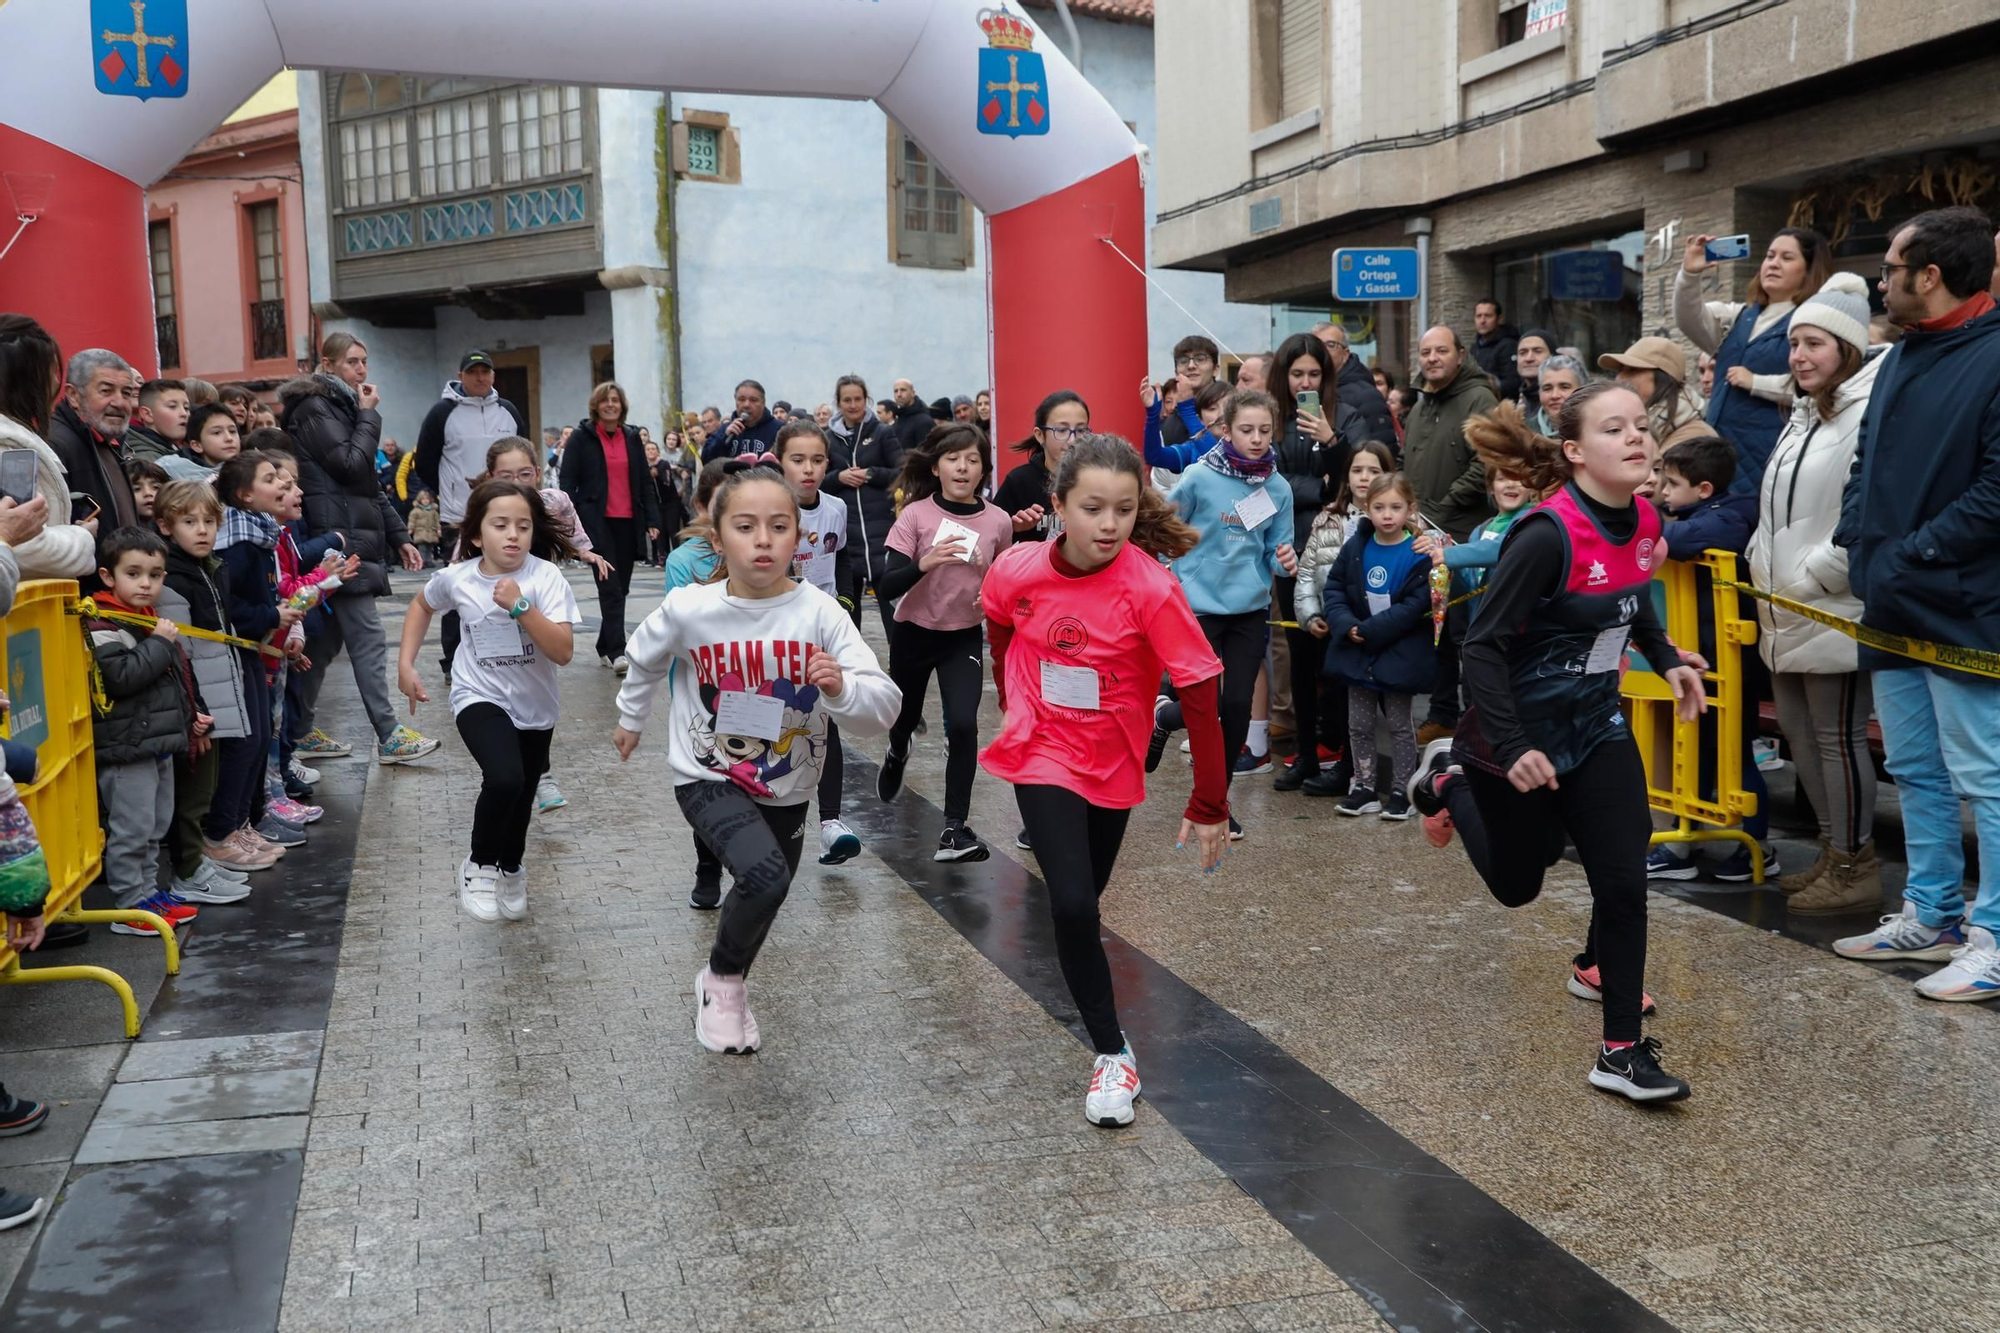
[1548,250,1625,301]
[1333,248,1420,302]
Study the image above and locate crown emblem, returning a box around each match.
[979,7,1035,50]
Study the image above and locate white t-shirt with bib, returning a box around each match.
[791,493,848,598]
[421,554,581,730]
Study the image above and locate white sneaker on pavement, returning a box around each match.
[497,865,528,920]
[693,966,757,1054]
[1084,1043,1140,1128]
[1832,902,1965,962]
[1914,925,2000,1003]
[171,867,249,904]
[818,818,861,865]
[459,857,501,923]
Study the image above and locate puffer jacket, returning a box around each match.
[824,413,903,576]
[86,612,194,764]
[279,375,409,596]
[1293,506,1365,624]
[0,413,96,579]
[1749,349,1881,674]
[162,546,249,740]
[1319,526,1437,695]
[1402,359,1499,541]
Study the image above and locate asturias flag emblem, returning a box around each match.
[93,0,189,101]
[977,8,1048,138]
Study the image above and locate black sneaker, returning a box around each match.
[877,746,909,802]
[1588,1037,1690,1104]
[1144,697,1172,774]
[1406,738,1458,816]
[1227,816,1244,842]
[1302,756,1353,799]
[935,825,991,863]
[284,776,316,801]
[688,879,722,911]
[0,1089,47,1137]
[0,1188,44,1232]
[1336,789,1381,817]
[1379,792,1413,821]
[1014,828,1032,851]
[1272,754,1310,792]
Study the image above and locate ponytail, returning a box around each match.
[1463,401,1569,497]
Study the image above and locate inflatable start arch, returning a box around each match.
[0,0,1147,449]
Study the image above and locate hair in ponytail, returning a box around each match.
[1463,400,1570,497]
[1051,433,1201,561]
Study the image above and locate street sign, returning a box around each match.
[1333,247,1420,302]
[1548,249,1624,301]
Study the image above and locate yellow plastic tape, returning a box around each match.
[1725,580,2000,682]
[69,598,283,658]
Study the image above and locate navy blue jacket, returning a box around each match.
[217,534,281,644]
[1838,304,2000,679]
[1320,527,1437,695]
[1663,492,1756,562]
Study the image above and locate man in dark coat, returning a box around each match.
[887,378,936,455]
[48,348,141,537]
[702,379,781,460]
[1469,298,1521,404]
[823,374,904,637]
[1314,321,1398,446]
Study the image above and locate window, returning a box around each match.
[889,126,969,270]
[339,114,410,208]
[1500,0,1567,45]
[1278,0,1322,119]
[500,85,585,182]
[248,201,287,362]
[149,220,179,369]
[416,96,491,195]
[671,110,740,184]
[686,124,720,177]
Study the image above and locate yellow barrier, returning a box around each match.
[1621,551,1766,883]
[0,580,178,1038]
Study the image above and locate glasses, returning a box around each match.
[1878,262,1914,282]
[1039,424,1089,440]
[1175,354,1215,369]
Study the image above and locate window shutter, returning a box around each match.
[1278,0,1322,119]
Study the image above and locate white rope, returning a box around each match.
[1098,236,1241,365]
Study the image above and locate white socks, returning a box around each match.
[1247,719,1270,757]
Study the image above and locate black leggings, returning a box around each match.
[1157,609,1264,782]
[1016,784,1132,1056]
[819,721,843,823]
[838,547,900,641]
[887,621,983,824]
[1275,576,1341,755]
[676,782,809,976]
[592,517,642,659]
[455,703,553,871]
[1442,739,1653,1042]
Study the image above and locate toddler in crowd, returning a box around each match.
[124,458,168,523]
[408,490,443,565]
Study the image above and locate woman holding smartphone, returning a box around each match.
[0,315,99,580]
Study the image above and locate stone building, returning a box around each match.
[1150,0,2000,379]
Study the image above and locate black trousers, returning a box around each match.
[1158,609,1264,781]
[887,621,983,824]
[838,547,900,640]
[1442,739,1653,1042]
[819,721,843,823]
[1426,599,1467,729]
[203,654,270,840]
[676,782,809,977]
[439,522,463,674]
[1016,784,1132,1056]
[1275,577,1341,757]
[455,702,552,871]
[592,516,642,659]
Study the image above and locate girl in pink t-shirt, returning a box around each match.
[874,423,1032,862]
[981,434,1232,1131]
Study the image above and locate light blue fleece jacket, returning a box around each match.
[1169,462,1294,616]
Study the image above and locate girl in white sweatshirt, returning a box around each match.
[612,462,900,1056]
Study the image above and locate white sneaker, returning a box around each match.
[1832,902,1966,962]
[171,866,249,904]
[1084,1043,1140,1128]
[1915,926,2000,1003]
[496,865,528,920]
[818,818,861,865]
[459,858,501,923]
[287,757,321,786]
[693,966,757,1054]
[613,655,631,675]
[534,773,567,814]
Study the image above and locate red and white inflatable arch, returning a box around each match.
[0,0,1146,451]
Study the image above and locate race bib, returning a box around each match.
[1039,659,1100,711]
[933,516,981,563]
[468,615,525,661]
[1584,625,1631,675]
[716,690,787,741]
[1234,486,1278,532]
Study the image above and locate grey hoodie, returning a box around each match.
[412,381,526,524]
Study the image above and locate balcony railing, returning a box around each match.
[251,300,288,362]
[155,314,180,371]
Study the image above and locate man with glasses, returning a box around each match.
[1312,321,1397,445]
[1162,335,1223,445]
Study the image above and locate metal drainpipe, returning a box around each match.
[1050,0,1082,69]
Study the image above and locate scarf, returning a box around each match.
[1913,290,1996,332]
[218,506,281,551]
[318,373,358,404]
[1200,439,1275,482]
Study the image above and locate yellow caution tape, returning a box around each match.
[1269,585,1486,632]
[1724,580,2000,682]
[69,598,283,657]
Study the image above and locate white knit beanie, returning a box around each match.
[1791,272,1872,352]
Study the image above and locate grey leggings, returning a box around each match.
[1772,670,1877,853]
[675,781,808,977]
[1348,687,1418,797]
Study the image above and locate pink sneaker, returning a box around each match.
[1568,963,1657,1016]
[1422,808,1455,849]
[204,834,277,870]
[693,966,758,1054]
[270,795,323,824]
[236,827,286,860]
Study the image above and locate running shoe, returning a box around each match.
[1913,926,2000,1003]
[1336,789,1381,817]
[378,726,440,765]
[1084,1043,1141,1128]
[818,819,861,865]
[1145,697,1172,774]
[1015,828,1032,851]
[688,877,722,911]
[1422,808,1456,849]
[1833,904,1966,962]
[1378,792,1413,821]
[170,867,249,905]
[935,824,991,863]
[1644,846,1700,880]
[0,1089,48,1137]
[0,1189,44,1232]
[254,815,306,848]
[235,828,286,861]
[1234,748,1272,776]
[876,746,909,802]
[613,656,631,676]
[1710,844,1779,883]
[496,865,528,921]
[535,774,568,814]
[458,858,501,924]
[1567,962,1657,1015]
[694,966,757,1054]
[295,729,351,758]
[1301,757,1353,799]
[270,795,323,825]
[203,835,276,871]
[1227,816,1244,842]
[195,858,250,885]
[600,655,617,669]
[109,893,198,936]
[1588,1037,1690,1103]
[287,757,322,785]
[1406,738,1458,813]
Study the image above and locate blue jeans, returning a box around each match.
[1875,668,2000,932]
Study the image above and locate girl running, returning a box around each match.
[993,390,1086,540]
[396,480,582,924]
[1145,390,1297,838]
[981,433,1230,1128]
[875,423,1026,862]
[1406,391,1706,1103]
[613,464,900,1055]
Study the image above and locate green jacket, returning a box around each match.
[1402,359,1499,541]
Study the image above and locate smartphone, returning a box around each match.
[70,492,100,525]
[1703,234,1752,263]
[0,449,34,505]
[1296,390,1322,417]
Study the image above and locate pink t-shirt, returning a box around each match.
[980,539,1223,810]
[885,496,1014,630]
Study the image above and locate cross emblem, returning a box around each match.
[984,54,1041,131]
[102,2,176,90]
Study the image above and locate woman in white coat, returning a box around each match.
[1747,272,1881,916]
[0,315,101,580]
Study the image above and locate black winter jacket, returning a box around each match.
[278,376,409,596]
[1274,404,1363,549]
[48,401,140,534]
[1333,356,1398,448]
[824,415,903,571]
[87,615,194,765]
[889,400,936,455]
[559,421,662,553]
[994,451,1057,543]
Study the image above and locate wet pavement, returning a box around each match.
[1,564,1994,1333]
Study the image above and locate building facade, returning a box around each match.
[298,1,1273,449]
[1151,0,2000,379]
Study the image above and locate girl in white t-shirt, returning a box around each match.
[613,464,901,1056]
[396,480,583,924]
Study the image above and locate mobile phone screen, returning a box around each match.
[0,450,35,505]
[1703,234,1752,262]
[70,492,100,524]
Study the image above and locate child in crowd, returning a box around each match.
[981,433,1229,1127]
[160,403,243,483]
[127,379,190,465]
[776,420,865,865]
[614,464,900,1054]
[124,458,167,523]
[398,481,582,923]
[1414,464,1540,627]
[876,423,1022,862]
[1147,390,1297,840]
[1311,473,1434,820]
[993,391,1083,542]
[154,479,266,891]
[85,528,201,937]
[264,447,353,825]
[408,491,443,566]
[1141,377,1235,475]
